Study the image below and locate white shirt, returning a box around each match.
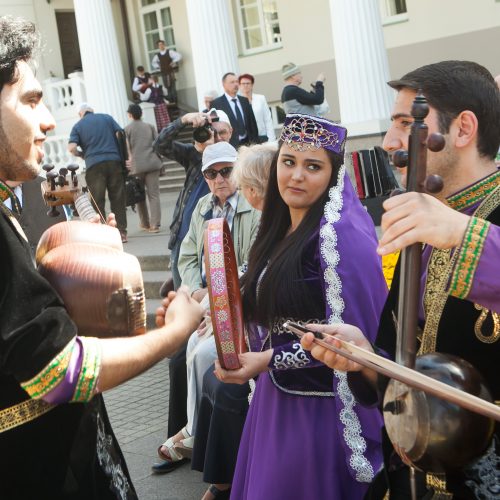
[248,93,276,141]
[151,48,182,71]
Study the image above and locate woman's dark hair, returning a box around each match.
[241,143,343,326]
[0,17,39,91]
[388,61,500,160]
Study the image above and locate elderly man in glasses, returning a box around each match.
[178,141,260,302]
[152,142,260,473]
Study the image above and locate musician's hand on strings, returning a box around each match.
[377,192,469,255]
[214,350,273,385]
[301,324,372,372]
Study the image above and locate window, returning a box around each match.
[380,0,408,25]
[385,0,407,16]
[236,0,282,54]
[140,1,176,68]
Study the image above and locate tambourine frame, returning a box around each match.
[204,218,246,370]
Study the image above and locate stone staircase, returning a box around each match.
[137,253,172,330]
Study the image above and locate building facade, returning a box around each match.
[1,0,500,161]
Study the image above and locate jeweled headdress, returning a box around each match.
[279,113,347,155]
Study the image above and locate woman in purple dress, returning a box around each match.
[215,114,388,499]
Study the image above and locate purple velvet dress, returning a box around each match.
[231,169,388,499]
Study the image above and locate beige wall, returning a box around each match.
[0,0,74,82]
[381,0,500,48]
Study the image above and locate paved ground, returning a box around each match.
[104,192,207,499]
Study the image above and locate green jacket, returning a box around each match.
[178,192,261,293]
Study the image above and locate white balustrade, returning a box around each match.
[43,136,85,172]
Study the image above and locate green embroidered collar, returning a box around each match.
[447,170,500,211]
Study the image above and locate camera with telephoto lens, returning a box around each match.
[192,109,219,143]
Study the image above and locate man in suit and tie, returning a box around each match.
[211,72,259,148]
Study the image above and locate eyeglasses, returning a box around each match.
[203,166,233,180]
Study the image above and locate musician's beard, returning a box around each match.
[0,124,39,182]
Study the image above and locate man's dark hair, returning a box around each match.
[157,40,165,45]
[127,104,142,120]
[389,61,500,160]
[222,72,236,83]
[136,65,145,72]
[0,17,39,91]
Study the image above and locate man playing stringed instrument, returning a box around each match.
[0,17,203,499]
[301,61,500,498]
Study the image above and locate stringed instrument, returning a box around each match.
[37,164,146,338]
[285,94,497,479]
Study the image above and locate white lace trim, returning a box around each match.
[321,166,374,483]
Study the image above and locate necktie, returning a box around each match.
[231,98,246,136]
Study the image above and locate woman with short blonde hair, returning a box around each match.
[231,142,277,210]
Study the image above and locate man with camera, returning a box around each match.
[152,110,233,472]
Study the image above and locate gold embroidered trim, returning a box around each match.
[447,170,500,211]
[449,217,490,300]
[0,398,55,433]
[474,304,500,344]
[420,185,500,355]
[20,340,75,399]
[426,473,453,498]
[72,337,101,402]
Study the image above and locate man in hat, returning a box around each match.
[68,102,128,242]
[153,141,260,473]
[152,110,235,472]
[281,62,326,116]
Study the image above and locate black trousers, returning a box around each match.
[167,341,188,437]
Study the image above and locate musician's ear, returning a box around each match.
[453,110,478,150]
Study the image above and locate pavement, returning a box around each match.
[103,190,207,500]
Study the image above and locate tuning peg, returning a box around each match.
[392,150,408,168]
[67,164,79,187]
[47,170,58,191]
[42,164,54,174]
[426,133,445,152]
[425,174,444,194]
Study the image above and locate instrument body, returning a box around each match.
[383,95,494,473]
[37,165,146,338]
[204,218,246,370]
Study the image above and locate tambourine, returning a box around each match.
[204,218,246,370]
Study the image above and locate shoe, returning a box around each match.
[152,427,190,474]
[151,458,186,474]
[120,232,128,243]
[206,485,231,499]
[174,435,194,459]
[148,227,160,233]
[139,224,149,231]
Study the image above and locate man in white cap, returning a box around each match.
[68,102,128,242]
[152,141,260,473]
[151,110,239,473]
[281,62,326,116]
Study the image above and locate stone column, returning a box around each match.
[186,0,240,110]
[329,0,394,136]
[73,0,129,126]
